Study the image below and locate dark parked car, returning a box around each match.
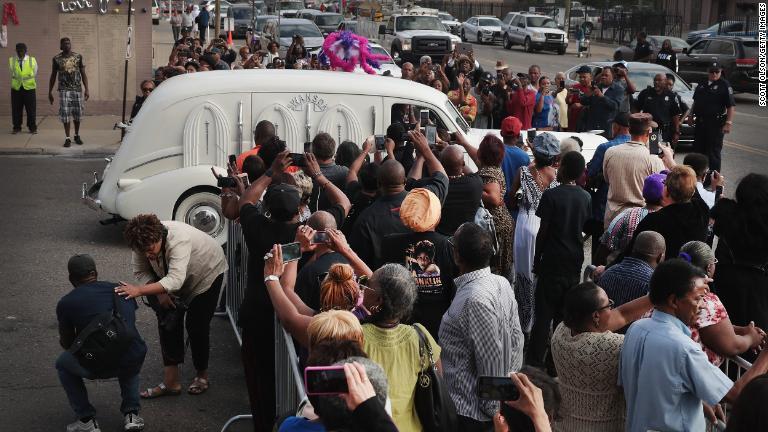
[686,21,756,45]
[337,20,357,33]
[296,9,342,35]
[678,36,758,93]
[564,61,695,147]
[613,36,689,64]
[228,4,264,38]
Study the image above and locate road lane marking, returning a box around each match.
[724,140,768,157]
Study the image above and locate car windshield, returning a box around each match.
[446,100,469,132]
[479,18,502,26]
[526,16,557,28]
[396,16,444,31]
[279,1,303,10]
[316,15,342,26]
[439,13,455,21]
[280,23,322,38]
[255,17,276,31]
[629,70,690,92]
[742,40,758,58]
[370,46,394,64]
[231,8,253,20]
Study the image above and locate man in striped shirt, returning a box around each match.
[439,222,524,431]
[597,231,666,307]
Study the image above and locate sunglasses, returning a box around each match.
[596,299,615,312]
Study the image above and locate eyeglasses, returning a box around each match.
[596,299,615,312]
[142,87,154,93]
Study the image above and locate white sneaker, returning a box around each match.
[66,418,101,432]
[124,413,145,431]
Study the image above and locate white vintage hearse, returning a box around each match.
[82,70,605,244]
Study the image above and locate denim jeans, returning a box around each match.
[55,351,141,418]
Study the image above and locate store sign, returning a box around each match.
[59,0,110,14]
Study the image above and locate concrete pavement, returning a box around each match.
[0,115,123,156]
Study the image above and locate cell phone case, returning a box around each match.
[304,366,347,395]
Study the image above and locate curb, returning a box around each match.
[0,147,118,157]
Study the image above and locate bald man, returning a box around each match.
[597,230,666,307]
[636,73,683,145]
[293,211,349,311]
[430,145,483,235]
[349,130,449,267]
[401,62,415,80]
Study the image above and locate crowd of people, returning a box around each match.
[51,21,768,432]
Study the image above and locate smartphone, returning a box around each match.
[237,172,250,188]
[280,242,302,262]
[304,366,348,395]
[559,80,566,90]
[527,129,536,143]
[228,154,237,167]
[375,134,386,151]
[304,142,312,153]
[648,128,661,155]
[289,152,306,168]
[217,176,237,188]
[419,109,430,126]
[456,42,472,56]
[425,125,437,146]
[477,376,520,401]
[311,230,329,244]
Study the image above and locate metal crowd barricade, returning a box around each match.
[705,355,753,431]
[221,221,308,432]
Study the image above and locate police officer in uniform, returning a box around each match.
[636,73,682,145]
[688,62,735,172]
[9,42,38,134]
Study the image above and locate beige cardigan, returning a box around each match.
[132,221,227,304]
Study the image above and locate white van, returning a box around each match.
[82,70,605,243]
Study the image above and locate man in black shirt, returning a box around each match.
[385,122,415,174]
[343,138,379,236]
[435,145,482,235]
[349,130,448,268]
[529,151,592,371]
[237,151,350,431]
[633,32,652,62]
[636,73,683,144]
[310,132,349,211]
[294,211,349,310]
[382,188,456,339]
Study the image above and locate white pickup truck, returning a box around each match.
[377,10,461,63]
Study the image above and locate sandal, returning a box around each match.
[188,377,209,395]
[140,383,181,399]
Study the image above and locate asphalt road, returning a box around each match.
[0,157,251,431]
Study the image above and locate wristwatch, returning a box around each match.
[264,275,279,283]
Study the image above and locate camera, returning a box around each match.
[217,176,237,188]
[374,135,386,151]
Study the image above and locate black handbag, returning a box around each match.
[69,292,137,373]
[413,324,458,432]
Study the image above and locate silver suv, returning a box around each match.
[502,12,568,54]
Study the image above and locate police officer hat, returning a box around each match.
[708,62,723,72]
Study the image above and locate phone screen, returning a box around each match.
[304,142,312,153]
[311,231,329,244]
[305,366,348,395]
[457,42,472,56]
[228,154,237,166]
[425,125,437,146]
[420,110,430,126]
[375,135,386,151]
[281,242,302,262]
[289,152,306,167]
[527,129,536,142]
[559,80,566,90]
[477,376,520,401]
[648,128,661,155]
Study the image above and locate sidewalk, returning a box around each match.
[0,115,123,157]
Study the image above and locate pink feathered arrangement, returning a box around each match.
[319,31,390,74]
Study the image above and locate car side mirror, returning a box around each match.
[378,25,386,35]
[682,48,688,54]
[518,22,525,28]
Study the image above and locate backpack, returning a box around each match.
[68,292,137,373]
[474,200,499,256]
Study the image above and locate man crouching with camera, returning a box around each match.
[56,254,147,432]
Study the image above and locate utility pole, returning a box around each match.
[120,0,134,139]
[214,0,221,38]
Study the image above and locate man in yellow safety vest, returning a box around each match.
[9,42,38,134]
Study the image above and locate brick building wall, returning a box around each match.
[0,0,152,117]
